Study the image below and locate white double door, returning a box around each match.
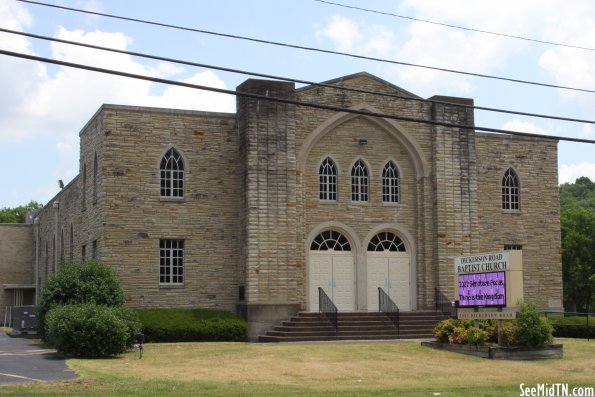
[367,251,411,311]
[309,251,356,312]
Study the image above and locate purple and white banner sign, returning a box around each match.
[458,271,506,307]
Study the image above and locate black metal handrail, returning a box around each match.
[378,287,399,334]
[435,288,456,318]
[318,287,338,333]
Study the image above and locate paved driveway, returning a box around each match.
[0,332,77,385]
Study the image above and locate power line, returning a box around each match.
[1,48,594,145]
[314,0,595,52]
[3,27,593,126]
[17,0,595,94]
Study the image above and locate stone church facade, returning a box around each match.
[2,73,563,338]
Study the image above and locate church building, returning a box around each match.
[0,73,563,339]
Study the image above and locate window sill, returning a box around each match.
[159,284,185,289]
[319,200,338,205]
[382,202,402,208]
[350,201,370,206]
[160,197,185,203]
[502,209,521,214]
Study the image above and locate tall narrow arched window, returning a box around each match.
[93,152,98,205]
[69,223,74,262]
[60,229,64,267]
[52,235,55,274]
[319,157,337,201]
[351,159,369,202]
[502,168,520,210]
[382,161,400,203]
[160,148,185,198]
[82,163,87,210]
[44,241,48,277]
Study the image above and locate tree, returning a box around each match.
[560,177,595,211]
[37,261,125,341]
[38,261,140,357]
[0,200,43,223]
[561,206,595,312]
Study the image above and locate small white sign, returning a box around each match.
[458,311,517,320]
[454,251,510,274]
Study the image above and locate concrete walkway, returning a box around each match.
[0,332,77,385]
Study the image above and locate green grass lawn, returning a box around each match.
[1,338,593,397]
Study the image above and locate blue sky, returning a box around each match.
[1,0,594,208]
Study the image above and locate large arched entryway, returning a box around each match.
[366,231,411,311]
[308,230,356,311]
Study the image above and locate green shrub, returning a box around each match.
[478,320,498,344]
[135,308,247,342]
[37,261,124,341]
[460,320,474,329]
[551,323,595,339]
[448,326,468,344]
[500,320,519,346]
[434,319,459,343]
[466,327,488,346]
[116,306,143,348]
[45,303,139,357]
[516,303,553,348]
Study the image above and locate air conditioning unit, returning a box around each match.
[11,305,38,335]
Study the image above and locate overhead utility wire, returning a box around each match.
[314,0,595,52]
[1,49,594,145]
[17,0,595,94]
[4,28,592,126]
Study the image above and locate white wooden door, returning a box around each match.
[367,251,410,311]
[309,251,355,311]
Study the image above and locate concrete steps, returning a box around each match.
[258,311,445,343]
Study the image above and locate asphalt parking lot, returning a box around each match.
[0,331,77,385]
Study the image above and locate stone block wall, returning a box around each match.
[475,134,562,309]
[35,174,82,289]
[237,80,300,305]
[430,97,480,299]
[0,224,34,321]
[99,105,240,311]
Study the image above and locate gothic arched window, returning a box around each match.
[319,157,337,201]
[502,168,520,210]
[351,159,369,202]
[160,148,185,198]
[382,161,400,203]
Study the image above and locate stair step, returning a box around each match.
[266,328,433,337]
[259,311,443,343]
[258,333,435,343]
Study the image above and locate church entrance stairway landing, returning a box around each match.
[258,311,445,343]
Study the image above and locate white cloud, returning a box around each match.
[0,0,32,32]
[502,120,546,135]
[315,1,595,100]
[316,15,396,57]
[536,1,594,108]
[559,163,595,184]
[398,0,595,100]
[0,21,235,145]
[316,15,363,53]
[579,124,594,138]
[143,70,235,112]
[0,3,236,206]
